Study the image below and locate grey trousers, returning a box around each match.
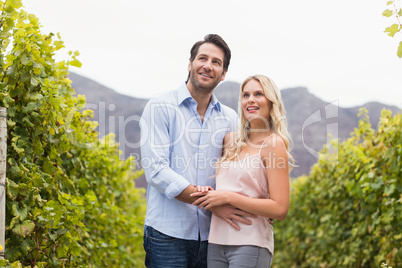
[208,244,272,268]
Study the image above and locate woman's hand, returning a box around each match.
[194,185,214,193]
[191,190,231,210]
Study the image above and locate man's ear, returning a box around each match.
[220,71,226,82]
[187,61,192,72]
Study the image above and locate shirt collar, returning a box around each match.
[177,82,222,112]
[177,82,193,105]
[210,92,222,112]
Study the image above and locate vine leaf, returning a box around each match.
[397,41,402,58]
[12,220,35,238]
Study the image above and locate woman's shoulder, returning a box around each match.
[260,134,286,154]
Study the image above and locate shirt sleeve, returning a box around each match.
[140,99,190,200]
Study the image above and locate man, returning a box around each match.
[140,34,253,268]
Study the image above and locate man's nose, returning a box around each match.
[203,60,212,70]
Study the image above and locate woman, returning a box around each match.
[191,74,293,267]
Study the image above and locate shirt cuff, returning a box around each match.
[164,175,190,200]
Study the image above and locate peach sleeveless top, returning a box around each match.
[208,135,274,255]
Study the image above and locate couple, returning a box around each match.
[140,34,293,268]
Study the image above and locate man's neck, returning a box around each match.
[187,84,214,119]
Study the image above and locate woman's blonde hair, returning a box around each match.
[219,75,294,168]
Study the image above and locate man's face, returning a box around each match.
[187,43,226,94]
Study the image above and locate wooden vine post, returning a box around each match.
[0,107,6,259]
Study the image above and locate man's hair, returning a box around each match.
[189,34,231,73]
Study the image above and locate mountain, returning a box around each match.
[69,72,401,187]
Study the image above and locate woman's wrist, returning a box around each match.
[226,191,234,205]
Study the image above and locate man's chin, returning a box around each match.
[193,83,217,94]
[189,75,221,94]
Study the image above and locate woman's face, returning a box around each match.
[241,79,271,127]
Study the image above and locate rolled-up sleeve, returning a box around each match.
[140,99,190,200]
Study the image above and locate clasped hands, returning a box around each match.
[190,185,257,231]
[190,185,225,210]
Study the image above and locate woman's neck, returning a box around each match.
[247,129,272,144]
[248,120,272,139]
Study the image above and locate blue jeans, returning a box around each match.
[143,225,208,268]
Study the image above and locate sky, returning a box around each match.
[23,0,402,108]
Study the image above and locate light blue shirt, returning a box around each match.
[140,82,238,241]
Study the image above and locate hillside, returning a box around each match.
[69,72,400,187]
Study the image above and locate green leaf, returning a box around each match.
[12,141,25,154]
[384,184,396,195]
[12,220,35,238]
[69,59,82,68]
[30,77,39,87]
[85,191,98,203]
[20,69,31,83]
[1,93,15,107]
[48,231,57,241]
[370,180,383,190]
[7,119,16,128]
[11,261,23,268]
[0,82,7,91]
[384,24,400,37]
[28,13,39,25]
[9,216,20,230]
[20,54,32,65]
[22,116,35,127]
[53,40,65,50]
[397,41,402,58]
[20,238,33,255]
[380,213,393,224]
[36,262,47,268]
[11,203,28,221]
[382,9,393,17]
[22,101,41,113]
[7,107,17,117]
[8,0,23,9]
[6,65,16,77]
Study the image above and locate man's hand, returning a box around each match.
[209,204,256,231]
[175,185,199,204]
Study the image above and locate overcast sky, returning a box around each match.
[23,0,402,108]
